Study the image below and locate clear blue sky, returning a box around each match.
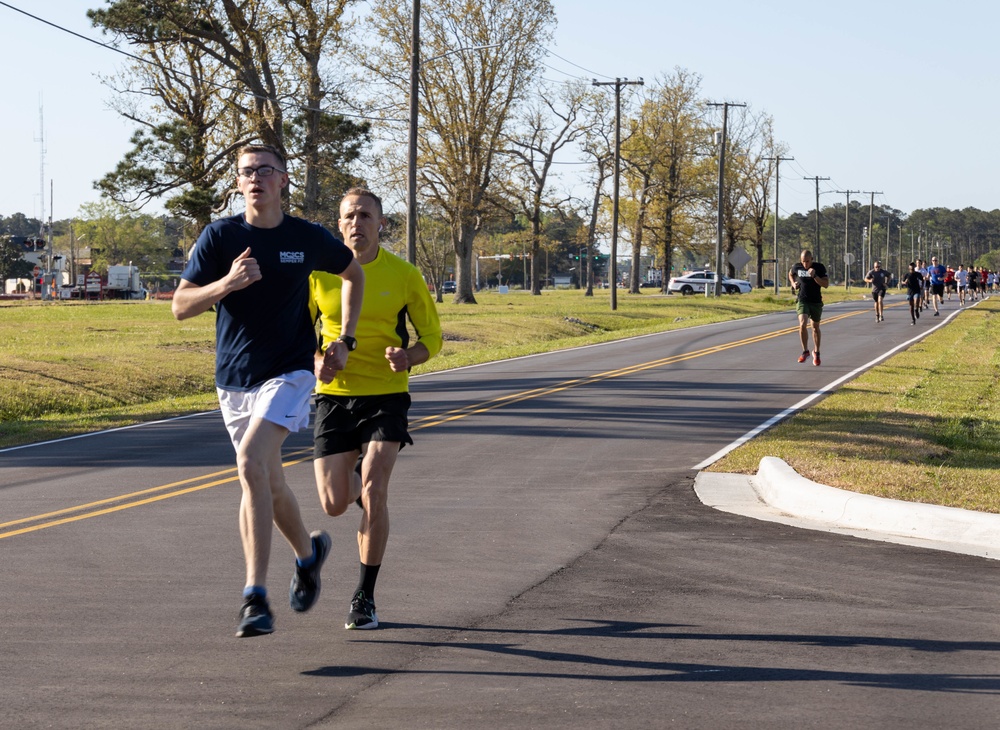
[1,0,997,222]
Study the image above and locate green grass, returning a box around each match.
[6,287,998,515]
[0,288,804,446]
[709,298,1000,513]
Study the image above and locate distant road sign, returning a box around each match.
[844,253,856,265]
[32,265,40,277]
[727,248,752,270]
[761,258,777,264]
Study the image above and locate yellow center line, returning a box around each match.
[1,309,864,539]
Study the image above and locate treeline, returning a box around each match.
[7,1,999,296]
[0,208,187,285]
[777,205,1000,284]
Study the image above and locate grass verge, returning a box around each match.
[709,298,1000,513]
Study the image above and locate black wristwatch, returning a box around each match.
[335,335,358,351]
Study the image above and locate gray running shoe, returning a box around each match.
[236,594,274,638]
[345,590,379,630]
[290,530,331,613]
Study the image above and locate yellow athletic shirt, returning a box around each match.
[310,247,442,396]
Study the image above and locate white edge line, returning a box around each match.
[691,306,968,470]
[0,410,221,454]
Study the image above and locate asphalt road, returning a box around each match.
[3,294,998,729]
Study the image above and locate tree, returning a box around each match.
[502,81,586,294]
[0,236,35,284]
[0,214,44,238]
[414,215,454,302]
[739,112,784,288]
[361,0,556,303]
[75,200,172,274]
[621,69,712,292]
[577,88,616,295]
[278,0,367,220]
[285,112,371,230]
[89,0,365,228]
[714,105,769,279]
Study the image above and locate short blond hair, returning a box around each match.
[236,144,286,169]
[342,187,383,216]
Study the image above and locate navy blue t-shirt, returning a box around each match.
[182,214,354,390]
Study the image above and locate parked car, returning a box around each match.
[667,270,752,295]
[441,280,456,294]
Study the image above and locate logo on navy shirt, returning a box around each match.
[279,251,305,264]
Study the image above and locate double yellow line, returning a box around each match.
[0,447,310,540]
[1,310,862,540]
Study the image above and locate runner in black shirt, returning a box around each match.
[901,262,924,325]
[788,249,829,366]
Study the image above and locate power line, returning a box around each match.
[0,0,399,124]
[544,49,615,81]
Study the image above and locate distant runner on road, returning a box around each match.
[789,249,829,366]
[864,260,890,323]
[901,262,924,325]
[955,264,968,305]
[927,256,946,317]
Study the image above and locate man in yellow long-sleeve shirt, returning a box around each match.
[310,187,442,630]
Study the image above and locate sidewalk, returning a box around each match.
[694,456,1000,561]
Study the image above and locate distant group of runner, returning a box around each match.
[869,257,995,326]
[789,247,994,368]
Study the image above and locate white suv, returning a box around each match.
[668,270,752,295]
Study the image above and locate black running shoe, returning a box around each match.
[289,530,331,613]
[236,594,274,638]
[345,590,379,630]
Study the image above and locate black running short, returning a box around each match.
[313,392,412,458]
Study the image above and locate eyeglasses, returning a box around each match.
[237,165,285,179]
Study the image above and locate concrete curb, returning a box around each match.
[754,457,1000,551]
[694,458,1000,560]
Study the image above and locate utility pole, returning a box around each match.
[708,101,746,296]
[898,224,904,282]
[884,215,891,270]
[765,155,793,294]
[803,175,830,263]
[837,189,859,288]
[593,77,644,311]
[406,0,420,264]
[863,191,882,275]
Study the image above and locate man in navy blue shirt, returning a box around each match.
[173,144,365,637]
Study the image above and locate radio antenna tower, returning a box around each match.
[35,99,46,227]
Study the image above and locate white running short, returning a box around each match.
[217,370,315,451]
